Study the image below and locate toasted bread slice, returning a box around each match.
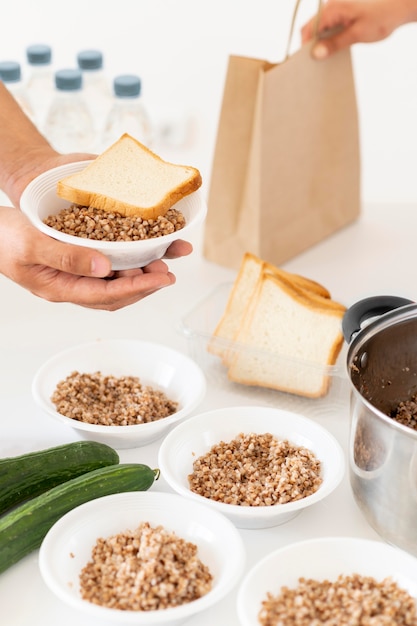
[56,133,202,219]
[208,252,331,360]
[226,273,346,398]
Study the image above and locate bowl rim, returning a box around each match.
[39,491,246,623]
[32,338,207,433]
[158,405,345,519]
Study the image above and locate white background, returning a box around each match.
[2,0,417,205]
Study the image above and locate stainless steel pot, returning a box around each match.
[343,295,417,556]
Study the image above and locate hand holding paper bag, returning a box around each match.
[204,1,360,270]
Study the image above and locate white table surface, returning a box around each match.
[0,201,415,624]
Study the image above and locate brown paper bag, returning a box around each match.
[203,13,361,270]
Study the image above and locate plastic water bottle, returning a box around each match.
[25,44,54,128]
[43,68,95,153]
[99,74,153,151]
[77,49,111,140]
[0,60,33,120]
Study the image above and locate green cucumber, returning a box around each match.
[0,441,120,515]
[0,462,158,574]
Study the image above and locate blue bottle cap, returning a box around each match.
[113,74,141,97]
[55,69,83,91]
[26,44,52,65]
[0,61,21,83]
[77,49,103,71]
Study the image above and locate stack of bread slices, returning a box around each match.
[209,253,346,398]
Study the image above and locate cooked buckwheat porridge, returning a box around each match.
[188,432,322,506]
[44,204,185,241]
[51,371,178,426]
[79,521,213,611]
[392,392,417,431]
[258,574,417,625]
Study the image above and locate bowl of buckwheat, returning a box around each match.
[32,338,206,449]
[39,491,245,625]
[236,537,417,625]
[20,160,207,270]
[158,405,345,529]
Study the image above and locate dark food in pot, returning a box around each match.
[391,393,417,431]
[345,296,417,557]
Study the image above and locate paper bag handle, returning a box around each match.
[285,0,322,60]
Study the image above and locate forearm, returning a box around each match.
[0,82,58,207]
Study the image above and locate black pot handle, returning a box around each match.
[342,295,414,343]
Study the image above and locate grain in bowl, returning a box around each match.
[188,432,322,507]
[39,491,245,623]
[20,161,207,271]
[51,371,179,426]
[79,521,213,611]
[32,339,207,449]
[43,204,186,242]
[258,574,417,625]
[158,406,345,529]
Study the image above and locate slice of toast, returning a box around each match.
[56,133,202,219]
[208,252,331,361]
[226,272,345,398]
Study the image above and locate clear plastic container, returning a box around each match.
[43,68,95,153]
[25,44,54,127]
[0,60,33,121]
[99,74,153,151]
[179,283,349,417]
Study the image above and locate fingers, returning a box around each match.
[76,272,175,311]
[33,231,192,276]
[301,16,316,44]
[301,0,401,59]
[303,14,362,59]
[0,209,185,311]
[28,230,113,278]
[28,237,177,310]
[163,239,193,259]
[27,241,177,310]
[311,27,358,59]
[115,259,171,278]
[26,265,175,311]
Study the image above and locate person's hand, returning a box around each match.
[301,0,413,60]
[0,206,192,311]
[4,149,194,311]
[0,82,195,312]
[8,149,97,209]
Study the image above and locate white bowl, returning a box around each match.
[158,406,345,529]
[20,160,207,270]
[39,491,245,626]
[236,537,417,626]
[32,338,206,449]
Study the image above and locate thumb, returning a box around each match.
[34,233,112,277]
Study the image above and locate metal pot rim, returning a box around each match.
[347,302,417,353]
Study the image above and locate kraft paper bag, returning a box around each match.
[203,31,361,269]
